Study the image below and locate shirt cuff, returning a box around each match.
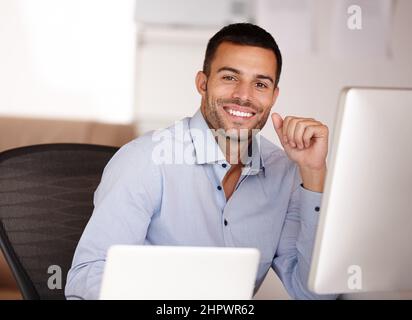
[299,185,322,227]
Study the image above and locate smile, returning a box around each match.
[223,106,256,119]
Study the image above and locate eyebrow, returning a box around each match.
[217,66,274,84]
[256,74,274,84]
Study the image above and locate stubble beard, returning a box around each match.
[203,90,271,142]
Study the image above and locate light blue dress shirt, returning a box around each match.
[65,109,336,300]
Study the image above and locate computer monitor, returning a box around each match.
[308,87,412,295]
[99,245,260,300]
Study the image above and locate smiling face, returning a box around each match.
[196,41,279,140]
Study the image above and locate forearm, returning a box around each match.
[65,259,105,300]
[273,185,337,300]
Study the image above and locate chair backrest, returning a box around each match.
[0,144,118,299]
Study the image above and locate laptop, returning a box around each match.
[99,245,260,300]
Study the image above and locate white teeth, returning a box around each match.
[227,109,253,118]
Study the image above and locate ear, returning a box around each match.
[271,87,280,106]
[195,71,208,97]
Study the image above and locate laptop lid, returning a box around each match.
[99,245,260,300]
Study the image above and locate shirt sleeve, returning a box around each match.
[272,165,338,300]
[65,139,162,300]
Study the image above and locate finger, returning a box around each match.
[302,124,328,148]
[294,120,320,149]
[286,118,303,148]
[282,116,295,145]
[302,125,317,148]
[271,113,284,145]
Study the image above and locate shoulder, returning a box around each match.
[104,117,192,172]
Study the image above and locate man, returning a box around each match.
[65,23,336,300]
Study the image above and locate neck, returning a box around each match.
[215,135,252,165]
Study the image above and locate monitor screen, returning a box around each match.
[308,87,412,295]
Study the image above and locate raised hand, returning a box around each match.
[271,113,329,192]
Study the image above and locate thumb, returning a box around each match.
[271,112,284,143]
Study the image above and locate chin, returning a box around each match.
[221,127,253,141]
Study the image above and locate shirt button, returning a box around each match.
[224,219,228,226]
[315,206,320,212]
[222,163,227,168]
[217,186,222,191]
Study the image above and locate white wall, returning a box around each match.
[134,0,412,299]
[135,0,412,143]
[0,0,136,123]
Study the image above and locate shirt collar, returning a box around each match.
[188,109,226,164]
[188,109,265,176]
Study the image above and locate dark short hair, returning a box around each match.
[203,23,282,87]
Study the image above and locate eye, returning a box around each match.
[256,82,268,89]
[222,75,236,81]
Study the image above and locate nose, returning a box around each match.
[231,81,253,102]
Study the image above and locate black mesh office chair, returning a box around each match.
[0,144,118,299]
